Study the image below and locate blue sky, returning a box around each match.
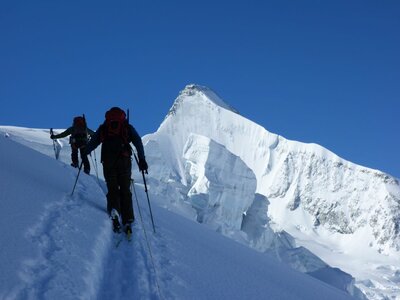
[1,1,399,178]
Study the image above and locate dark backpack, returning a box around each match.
[100,107,131,162]
[71,116,88,147]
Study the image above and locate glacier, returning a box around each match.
[142,84,400,300]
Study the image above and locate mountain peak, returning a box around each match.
[166,84,239,118]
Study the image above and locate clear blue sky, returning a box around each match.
[1,1,399,178]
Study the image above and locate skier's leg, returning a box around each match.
[103,164,121,216]
[118,157,134,226]
[71,144,79,167]
[80,146,90,174]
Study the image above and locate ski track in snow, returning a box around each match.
[98,226,151,299]
[12,172,181,300]
[97,190,182,300]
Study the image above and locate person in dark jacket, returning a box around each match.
[51,116,94,174]
[85,107,148,235]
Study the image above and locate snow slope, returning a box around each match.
[142,84,400,300]
[0,132,358,299]
[2,84,398,299]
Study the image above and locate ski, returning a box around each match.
[125,223,133,243]
[126,231,132,242]
[112,213,133,248]
[112,222,134,247]
[114,231,132,248]
[114,233,123,248]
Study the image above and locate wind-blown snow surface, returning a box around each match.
[142,84,400,300]
[0,133,357,299]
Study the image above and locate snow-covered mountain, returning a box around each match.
[0,128,357,299]
[142,84,400,300]
[1,84,399,300]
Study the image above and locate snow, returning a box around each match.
[0,134,108,299]
[0,131,357,299]
[1,84,398,300]
[141,85,400,300]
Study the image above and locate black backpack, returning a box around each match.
[100,107,131,162]
[71,116,88,147]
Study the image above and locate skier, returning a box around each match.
[85,107,148,236]
[50,116,94,174]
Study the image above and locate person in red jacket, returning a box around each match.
[85,107,148,236]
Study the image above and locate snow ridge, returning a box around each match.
[166,84,239,120]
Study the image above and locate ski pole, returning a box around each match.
[71,161,84,196]
[89,153,101,186]
[93,150,100,179]
[131,179,162,298]
[50,128,58,160]
[134,154,156,233]
[83,113,101,186]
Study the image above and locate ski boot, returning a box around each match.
[111,209,121,233]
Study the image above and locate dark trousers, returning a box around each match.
[71,144,90,172]
[103,156,134,225]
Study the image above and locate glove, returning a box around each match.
[138,159,148,172]
[50,134,55,140]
